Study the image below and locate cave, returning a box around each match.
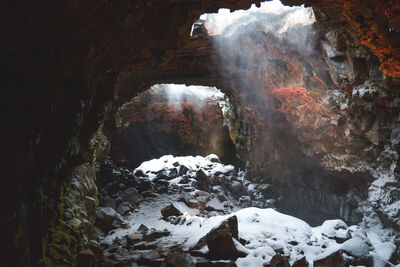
[2,0,400,266]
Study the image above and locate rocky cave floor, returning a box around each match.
[79,155,398,267]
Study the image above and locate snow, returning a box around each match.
[341,237,369,257]
[135,154,235,181]
[103,155,398,266]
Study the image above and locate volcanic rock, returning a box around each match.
[205,216,244,260]
[161,203,183,219]
[165,248,196,267]
[269,254,290,267]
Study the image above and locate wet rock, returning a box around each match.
[165,248,196,267]
[270,254,290,267]
[161,203,183,219]
[205,216,245,260]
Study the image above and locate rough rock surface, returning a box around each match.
[2,0,400,265]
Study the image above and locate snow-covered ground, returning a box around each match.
[100,155,398,266]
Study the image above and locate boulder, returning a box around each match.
[119,187,141,205]
[161,203,182,219]
[205,216,245,260]
[116,202,135,216]
[95,207,130,232]
[195,169,210,191]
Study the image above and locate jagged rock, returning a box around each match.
[161,203,183,219]
[165,248,196,267]
[205,216,245,260]
[269,254,290,267]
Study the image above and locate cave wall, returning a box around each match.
[2,0,400,265]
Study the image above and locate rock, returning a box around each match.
[102,195,117,210]
[196,258,238,266]
[270,254,290,267]
[178,165,190,176]
[205,216,245,260]
[205,198,224,212]
[340,236,369,257]
[95,207,119,232]
[84,196,98,218]
[230,181,244,196]
[136,177,153,192]
[195,169,210,191]
[314,251,344,267]
[292,256,308,267]
[144,229,170,242]
[77,249,96,267]
[119,187,141,204]
[134,169,146,177]
[165,248,196,267]
[137,224,149,234]
[95,207,130,232]
[116,201,135,216]
[173,161,180,167]
[161,203,182,219]
[86,241,104,261]
[206,154,221,163]
[126,233,143,247]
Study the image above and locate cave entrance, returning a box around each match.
[111,84,242,169]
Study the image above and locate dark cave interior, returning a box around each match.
[1,0,400,266]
